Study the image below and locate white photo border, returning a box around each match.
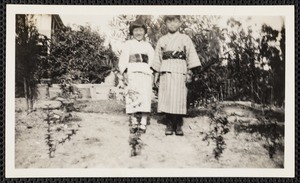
[6,5,295,178]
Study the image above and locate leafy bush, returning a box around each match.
[187,18,285,108]
[37,25,118,84]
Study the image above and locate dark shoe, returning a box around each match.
[139,125,147,134]
[146,117,151,125]
[175,118,184,136]
[130,124,139,134]
[165,122,173,135]
[175,125,184,136]
[139,128,146,134]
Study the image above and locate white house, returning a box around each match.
[26,14,65,39]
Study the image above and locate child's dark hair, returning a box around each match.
[129,19,147,35]
[163,15,181,22]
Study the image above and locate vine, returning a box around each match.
[128,114,144,156]
[201,107,230,160]
[44,84,82,158]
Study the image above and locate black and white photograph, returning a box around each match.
[5,5,295,177]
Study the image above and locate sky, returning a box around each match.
[60,15,123,51]
[60,15,116,35]
[60,15,284,51]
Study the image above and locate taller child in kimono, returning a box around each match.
[151,15,201,136]
[118,19,154,133]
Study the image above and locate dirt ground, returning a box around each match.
[15,99,284,168]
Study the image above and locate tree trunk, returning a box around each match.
[46,85,50,99]
[204,90,207,105]
[270,86,274,106]
[23,77,30,112]
[227,79,230,98]
[28,86,34,110]
[220,85,223,101]
[28,83,31,106]
[251,80,254,107]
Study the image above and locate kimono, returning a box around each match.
[151,31,201,115]
[119,39,154,114]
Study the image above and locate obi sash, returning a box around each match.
[129,54,149,63]
[162,51,186,60]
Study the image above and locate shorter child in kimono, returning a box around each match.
[151,15,201,136]
[118,19,154,133]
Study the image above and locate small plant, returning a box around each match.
[126,89,142,109]
[234,116,284,160]
[108,89,117,100]
[44,105,57,158]
[118,73,144,156]
[59,83,82,100]
[57,83,82,122]
[128,114,144,156]
[44,84,82,158]
[261,117,284,159]
[44,106,81,158]
[129,133,143,156]
[202,108,230,160]
[57,129,79,145]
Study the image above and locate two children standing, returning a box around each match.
[119,15,201,136]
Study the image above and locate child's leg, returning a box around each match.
[165,113,174,135]
[129,113,138,133]
[129,114,138,124]
[140,113,147,130]
[174,115,184,136]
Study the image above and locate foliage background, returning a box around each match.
[110,15,285,107]
[16,14,285,108]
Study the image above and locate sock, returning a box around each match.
[140,114,147,129]
[175,115,183,126]
[130,115,138,126]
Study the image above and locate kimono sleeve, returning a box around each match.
[186,36,201,69]
[146,43,155,68]
[151,39,162,72]
[118,41,130,74]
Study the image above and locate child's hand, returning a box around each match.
[153,73,159,88]
[186,70,193,83]
[123,73,128,86]
[116,71,125,89]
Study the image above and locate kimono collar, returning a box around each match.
[132,38,144,43]
[167,31,180,37]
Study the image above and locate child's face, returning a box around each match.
[165,18,181,33]
[132,27,145,41]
